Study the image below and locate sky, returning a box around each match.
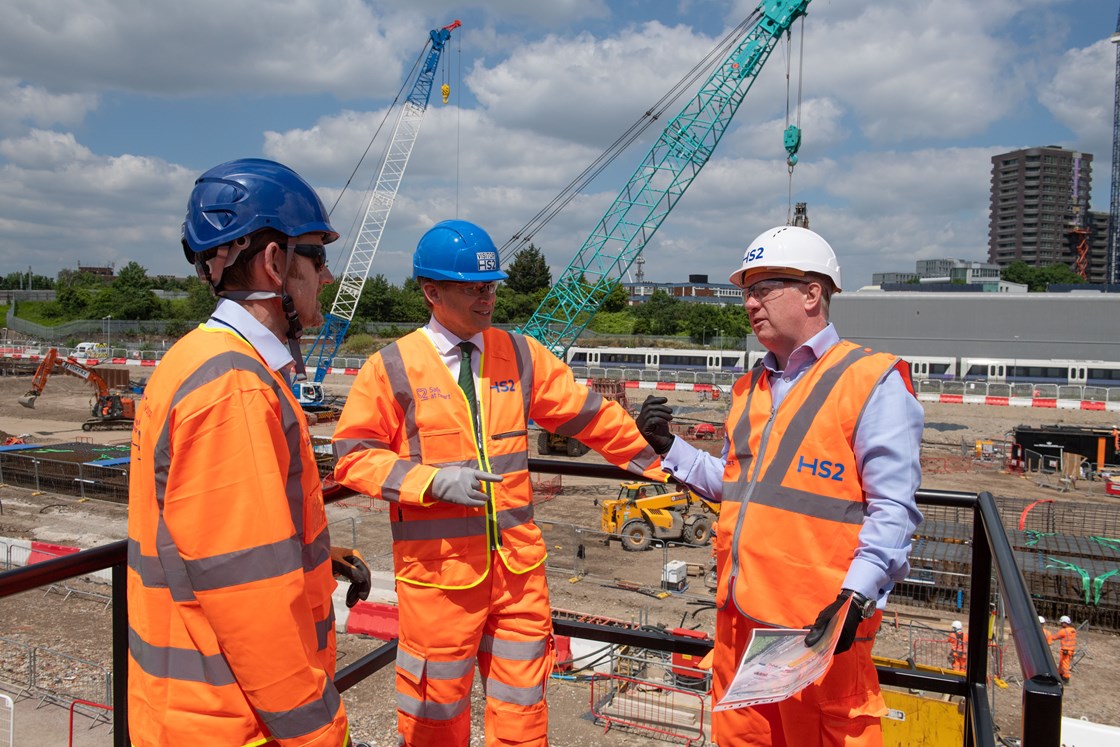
[0,0,1116,292]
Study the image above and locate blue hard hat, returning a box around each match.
[413,219,508,282]
[181,158,339,262]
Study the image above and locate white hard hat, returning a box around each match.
[729,225,842,291]
[951,620,962,631]
[1038,616,1046,624]
[1059,615,1072,625]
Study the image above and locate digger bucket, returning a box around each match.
[17,393,37,409]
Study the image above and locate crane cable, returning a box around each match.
[784,16,805,225]
[498,9,763,263]
[327,38,433,261]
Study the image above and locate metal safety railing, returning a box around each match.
[0,459,1064,747]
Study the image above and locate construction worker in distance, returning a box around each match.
[332,219,667,747]
[127,158,370,746]
[948,621,967,672]
[636,225,924,747]
[1047,614,1077,683]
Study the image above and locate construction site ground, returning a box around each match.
[1,368,1119,745]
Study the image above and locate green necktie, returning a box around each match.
[457,341,479,427]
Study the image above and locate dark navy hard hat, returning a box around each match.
[181,158,338,263]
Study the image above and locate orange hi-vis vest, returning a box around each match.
[1049,626,1077,654]
[127,326,347,746]
[333,328,665,589]
[714,340,913,629]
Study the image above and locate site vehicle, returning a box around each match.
[17,347,135,430]
[600,480,720,552]
[537,378,627,457]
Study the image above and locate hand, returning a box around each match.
[804,590,866,654]
[637,395,675,455]
[430,467,503,507]
[330,547,371,608]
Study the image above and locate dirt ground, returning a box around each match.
[1,366,1119,745]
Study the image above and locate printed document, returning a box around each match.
[714,597,851,711]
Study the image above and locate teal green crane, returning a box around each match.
[518,0,811,357]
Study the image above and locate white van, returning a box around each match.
[73,341,109,358]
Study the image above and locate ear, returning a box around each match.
[421,279,441,306]
[258,241,286,289]
[802,280,823,312]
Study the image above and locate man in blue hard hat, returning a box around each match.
[128,158,369,746]
[332,219,668,746]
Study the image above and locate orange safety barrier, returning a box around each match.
[532,473,563,502]
[910,637,1003,678]
[589,673,707,746]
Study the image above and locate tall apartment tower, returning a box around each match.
[988,146,1092,270]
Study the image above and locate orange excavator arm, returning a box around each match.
[18,348,111,408]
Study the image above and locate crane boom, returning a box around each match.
[519,0,811,357]
[1108,5,1120,284]
[303,20,461,385]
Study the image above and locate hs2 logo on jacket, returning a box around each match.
[796,455,845,481]
[490,379,517,393]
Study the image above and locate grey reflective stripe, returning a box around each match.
[723,371,762,505]
[427,657,476,680]
[496,503,534,531]
[628,443,660,474]
[553,389,603,437]
[128,626,235,687]
[390,515,488,542]
[333,437,391,460]
[509,333,533,417]
[380,343,423,462]
[758,346,869,486]
[257,682,342,740]
[382,459,423,503]
[151,350,310,601]
[317,606,335,651]
[127,538,167,588]
[480,635,548,661]
[748,484,866,525]
[430,458,481,470]
[483,677,543,706]
[130,526,330,590]
[397,692,470,721]
[183,535,304,592]
[851,359,901,447]
[397,645,425,681]
[489,451,528,475]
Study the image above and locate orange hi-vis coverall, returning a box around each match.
[127,324,348,746]
[948,631,967,672]
[333,328,665,746]
[1047,625,1077,681]
[712,342,913,747]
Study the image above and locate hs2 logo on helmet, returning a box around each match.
[477,252,498,271]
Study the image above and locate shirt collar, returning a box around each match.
[205,297,294,373]
[425,316,485,355]
[761,323,839,377]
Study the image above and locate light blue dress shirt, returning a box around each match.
[662,323,924,608]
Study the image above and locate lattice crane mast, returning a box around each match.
[1109,5,1120,284]
[302,20,460,388]
[518,0,812,357]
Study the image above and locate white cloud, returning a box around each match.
[1038,37,1115,170]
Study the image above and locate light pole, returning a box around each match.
[103,315,112,351]
[717,328,723,350]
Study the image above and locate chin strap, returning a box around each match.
[213,237,308,381]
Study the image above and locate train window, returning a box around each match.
[570,352,587,365]
[930,363,950,376]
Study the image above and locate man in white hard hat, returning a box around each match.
[1046,615,1077,684]
[948,621,966,672]
[637,225,924,747]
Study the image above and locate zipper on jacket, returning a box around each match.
[462,359,502,550]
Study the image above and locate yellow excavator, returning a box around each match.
[599,480,720,551]
[18,348,136,430]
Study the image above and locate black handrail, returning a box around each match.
[0,462,1063,746]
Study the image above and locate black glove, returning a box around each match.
[637,395,675,455]
[804,590,867,655]
[331,547,372,608]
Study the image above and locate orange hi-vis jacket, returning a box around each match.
[715,340,913,629]
[1048,626,1077,655]
[127,326,347,746]
[333,328,665,589]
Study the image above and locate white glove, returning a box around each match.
[430,467,503,507]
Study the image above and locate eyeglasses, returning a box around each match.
[742,278,807,303]
[446,280,500,297]
[293,244,328,272]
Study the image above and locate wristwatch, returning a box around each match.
[846,590,877,619]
